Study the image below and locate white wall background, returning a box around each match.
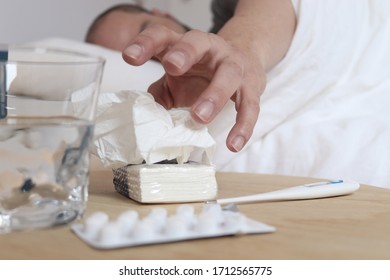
[0,0,212,44]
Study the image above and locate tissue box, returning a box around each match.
[113,162,218,203]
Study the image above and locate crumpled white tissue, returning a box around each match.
[92,90,216,168]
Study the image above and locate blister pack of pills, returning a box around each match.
[71,203,275,249]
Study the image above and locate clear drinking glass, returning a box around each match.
[0,46,104,233]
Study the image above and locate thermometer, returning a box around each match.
[217,180,360,205]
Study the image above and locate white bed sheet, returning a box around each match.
[28,0,390,188]
[212,0,390,188]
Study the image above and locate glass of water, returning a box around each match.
[0,46,104,233]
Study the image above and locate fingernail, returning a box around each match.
[231,135,245,152]
[194,100,215,122]
[165,51,186,69]
[124,44,143,59]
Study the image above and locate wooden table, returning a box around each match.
[1,169,389,260]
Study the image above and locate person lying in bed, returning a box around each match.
[86,4,191,52]
[87,0,296,153]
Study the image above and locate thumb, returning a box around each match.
[147,75,173,109]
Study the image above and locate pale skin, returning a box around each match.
[122,0,296,152]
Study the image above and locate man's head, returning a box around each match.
[86,4,190,51]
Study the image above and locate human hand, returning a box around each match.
[122,25,266,152]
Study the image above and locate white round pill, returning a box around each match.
[84,211,109,238]
[201,203,224,224]
[148,207,168,223]
[146,207,168,232]
[99,221,123,246]
[132,218,157,241]
[176,204,195,219]
[116,210,139,236]
[165,215,189,238]
[196,212,219,235]
[175,204,196,228]
[149,207,168,219]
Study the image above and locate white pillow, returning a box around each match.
[26,37,165,93]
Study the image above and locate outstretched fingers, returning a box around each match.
[122,24,181,65]
[227,93,260,152]
[191,54,245,124]
[226,66,265,152]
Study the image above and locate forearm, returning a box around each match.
[217,0,296,71]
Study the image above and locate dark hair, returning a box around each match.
[85,3,150,42]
